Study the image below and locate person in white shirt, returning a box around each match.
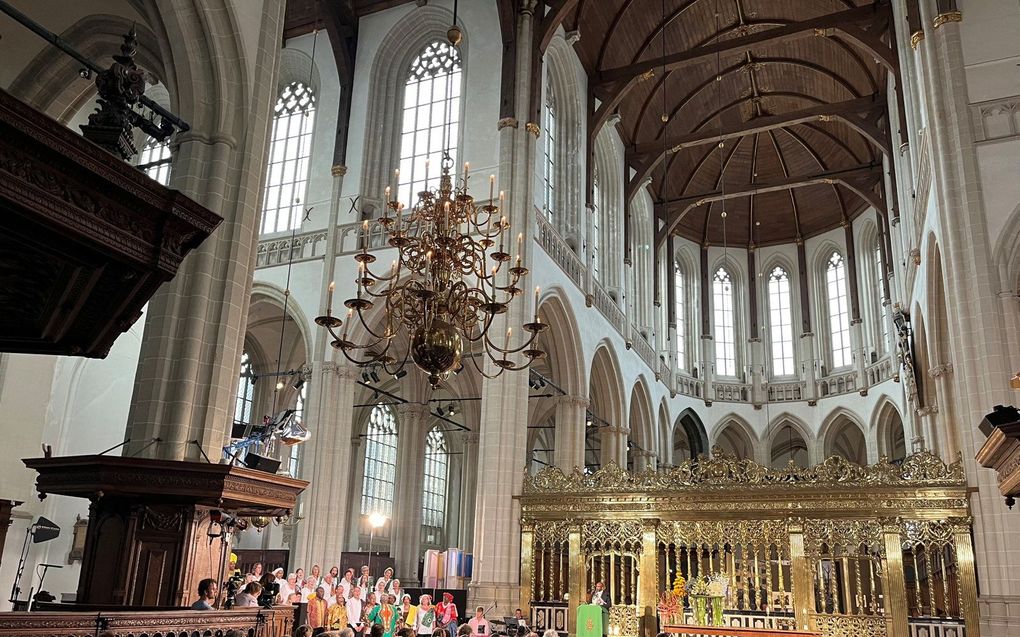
[339,568,355,600]
[321,573,336,601]
[357,566,372,601]
[375,567,394,594]
[300,576,318,603]
[347,587,364,636]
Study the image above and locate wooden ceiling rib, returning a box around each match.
[562,0,895,247]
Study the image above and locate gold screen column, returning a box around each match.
[569,525,583,636]
[521,523,535,617]
[882,519,910,637]
[639,520,659,637]
[952,517,981,637]
[787,519,813,632]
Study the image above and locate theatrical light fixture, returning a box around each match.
[393,369,407,380]
[314,12,546,389]
[368,512,387,529]
[436,406,446,417]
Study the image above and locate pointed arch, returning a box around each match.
[535,289,586,396]
[627,376,655,470]
[674,408,709,461]
[711,414,758,461]
[657,399,671,465]
[819,407,867,464]
[593,127,624,293]
[766,412,812,468]
[358,5,465,216]
[543,34,584,244]
[813,239,852,373]
[589,341,626,468]
[871,397,906,463]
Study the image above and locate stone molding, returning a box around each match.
[331,164,348,176]
[928,363,954,378]
[496,117,519,130]
[525,122,541,138]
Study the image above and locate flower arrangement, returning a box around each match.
[657,573,688,624]
[671,573,687,598]
[688,576,710,597]
[707,573,728,598]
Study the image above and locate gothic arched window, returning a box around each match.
[873,243,887,355]
[591,171,601,277]
[397,40,462,205]
[674,263,687,370]
[261,81,316,234]
[234,351,256,425]
[137,136,172,185]
[767,266,795,376]
[361,404,398,516]
[421,427,449,547]
[826,251,852,369]
[713,268,736,377]
[541,88,557,220]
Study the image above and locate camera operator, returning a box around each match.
[234,582,262,607]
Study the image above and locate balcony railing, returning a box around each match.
[255,214,898,405]
[0,606,295,637]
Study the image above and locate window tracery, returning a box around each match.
[767,266,795,376]
[826,252,852,369]
[362,404,398,516]
[261,81,316,234]
[713,268,736,377]
[397,40,462,206]
[422,426,449,546]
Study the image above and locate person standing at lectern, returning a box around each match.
[590,581,611,637]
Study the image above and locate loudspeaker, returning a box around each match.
[979,405,1020,438]
[243,453,281,474]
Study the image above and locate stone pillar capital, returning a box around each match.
[556,394,589,409]
[928,363,954,378]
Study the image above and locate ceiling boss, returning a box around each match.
[315,12,545,389]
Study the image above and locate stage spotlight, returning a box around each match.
[370,370,381,383]
[447,402,457,416]
[362,371,373,383]
[436,406,446,417]
[393,369,407,379]
[293,377,305,390]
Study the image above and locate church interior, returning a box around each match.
[0,1,1018,637]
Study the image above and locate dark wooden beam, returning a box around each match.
[627,94,889,163]
[318,0,358,166]
[539,0,580,53]
[654,164,885,248]
[589,3,894,147]
[596,4,893,88]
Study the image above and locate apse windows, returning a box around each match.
[361,404,398,516]
[767,267,795,376]
[137,136,172,186]
[541,88,557,220]
[713,268,736,377]
[826,252,852,369]
[421,427,449,546]
[397,40,462,206]
[262,81,316,234]
[674,263,686,370]
[235,351,256,425]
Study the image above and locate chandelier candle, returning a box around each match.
[314,157,546,388]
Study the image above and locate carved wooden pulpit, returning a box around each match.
[22,455,307,607]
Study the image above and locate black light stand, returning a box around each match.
[8,517,60,607]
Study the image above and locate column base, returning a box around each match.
[979,594,1020,637]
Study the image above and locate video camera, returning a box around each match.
[258,581,280,608]
[222,571,245,609]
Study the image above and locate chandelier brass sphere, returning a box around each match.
[315,157,546,388]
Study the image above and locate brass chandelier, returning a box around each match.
[315,159,546,388]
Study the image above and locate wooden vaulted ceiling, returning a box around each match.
[555,0,898,248]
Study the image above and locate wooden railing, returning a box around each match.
[0,606,295,637]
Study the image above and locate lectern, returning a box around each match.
[576,604,605,637]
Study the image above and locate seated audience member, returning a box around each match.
[233,581,262,607]
[468,606,490,637]
[457,625,472,637]
[190,578,218,610]
[341,629,356,637]
[542,631,558,637]
[295,626,311,637]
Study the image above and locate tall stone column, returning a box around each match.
[928,363,958,459]
[701,336,715,402]
[553,395,588,471]
[457,433,479,553]
[917,5,1020,631]
[123,1,286,461]
[469,0,540,610]
[293,362,358,570]
[850,320,868,391]
[748,337,765,404]
[392,403,430,585]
